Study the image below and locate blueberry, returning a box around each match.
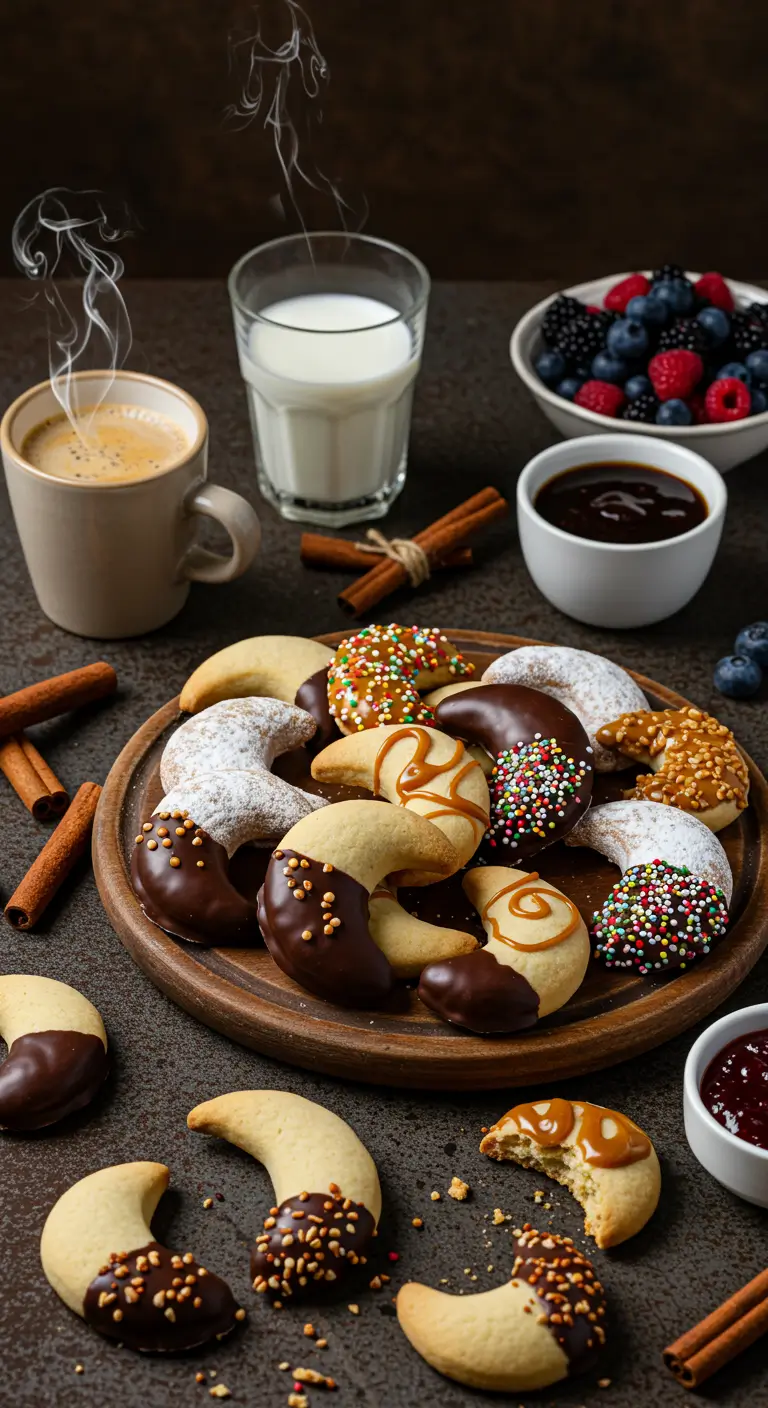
[535,349,567,386]
[606,318,649,359]
[734,621,768,667]
[751,388,767,414]
[653,277,694,315]
[625,374,652,401]
[717,361,752,385]
[642,289,671,326]
[591,351,628,385]
[745,349,768,383]
[655,399,692,426]
[713,654,762,699]
[555,376,584,401]
[696,306,730,346]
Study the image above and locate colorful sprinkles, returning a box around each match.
[592,860,729,974]
[327,624,474,732]
[486,735,592,851]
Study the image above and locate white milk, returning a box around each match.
[237,293,420,508]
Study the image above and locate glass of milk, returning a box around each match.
[228,232,430,526]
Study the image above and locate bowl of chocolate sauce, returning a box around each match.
[684,1004,768,1208]
[517,433,727,628]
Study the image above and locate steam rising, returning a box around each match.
[227,0,364,232]
[12,187,132,430]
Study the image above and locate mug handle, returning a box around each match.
[180,483,261,584]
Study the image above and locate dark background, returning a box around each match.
[1,0,767,280]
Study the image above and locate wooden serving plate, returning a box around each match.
[93,630,768,1090]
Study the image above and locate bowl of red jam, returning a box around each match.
[684,1004,768,1207]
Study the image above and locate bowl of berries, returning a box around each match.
[510,266,768,472]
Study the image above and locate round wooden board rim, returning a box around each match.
[93,630,768,1089]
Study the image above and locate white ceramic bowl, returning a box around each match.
[511,272,768,473]
[517,433,727,629]
[684,1004,768,1208]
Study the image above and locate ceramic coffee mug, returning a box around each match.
[1,370,261,638]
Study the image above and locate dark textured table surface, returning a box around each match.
[0,280,766,1408]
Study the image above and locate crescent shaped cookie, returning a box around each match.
[179,636,333,713]
[481,1098,661,1247]
[327,624,476,733]
[0,976,108,1132]
[396,1227,607,1390]
[418,866,590,1033]
[368,887,478,978]
[40,1162,244,1351]
[132,698,326,947]
[567,800,732,974]
[595,705,749,832]
[188,1090,380,1302]
[311,724,489,881]
[258,799,458,1006]
[482,644,648,771]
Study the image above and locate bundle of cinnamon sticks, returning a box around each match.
[0,663,117,928]
[300,485,508,615]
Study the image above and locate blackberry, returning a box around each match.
[653,262,686,282]
[555,314,607,363]
[657,317,708,354]
[622,393,659,423]
[542,294,583,346]
[747,301,768,327]
[731,311,768,357]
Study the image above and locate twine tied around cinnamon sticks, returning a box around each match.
[353,529,432,587]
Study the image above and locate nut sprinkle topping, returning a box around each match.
[251,1188,376,1302]
[596,707,748,816]
[83,1241,243,1352]
[511,1225,607,1373]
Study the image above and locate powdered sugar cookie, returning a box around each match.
[481,1097,661,1247]
[179,635,333,713]
[567,799,732,974]
[418,865,589,1033]
[40,1162,244,1351]
[188,1090,380,1302]
[396,1227,607,1391]
[0,975,108,1132]
[482,644,647,770]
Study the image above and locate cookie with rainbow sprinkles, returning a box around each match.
[327,624,475,733]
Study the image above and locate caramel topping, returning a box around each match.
[373,727,488,834]
[596,707,748,815]
[508,1099,651,1168]
[482,873,581,951]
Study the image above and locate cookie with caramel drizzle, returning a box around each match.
[596,705,749,833]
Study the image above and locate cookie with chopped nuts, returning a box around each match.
[40,1163,245,1351]
[481,1098,661,1248]
[396,1227,607,1390]
[188,1090,381,1302]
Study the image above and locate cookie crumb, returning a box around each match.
[303,1323,316,1338]
[369,1276,382,1290]
[492,1208,508,1225]
[209,1388,231,1401]
[74,1364,84,1375]
[288,1396,308,1408]
[487,1265,494,1272]
[195,1372,206,1384]
[430,1190,441,1201]
[448,1177,470,1201]
[598,1379,612,1389]
[316,1338,328,1349]
[411,1217,423,1229]
[203,1197,214,1209]
[278,1363,290,1371]
[348,1303,360,1315]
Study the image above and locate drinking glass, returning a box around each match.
[228,232,430,526]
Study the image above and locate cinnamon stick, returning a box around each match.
[339,487,508,615]
[0,662,117,739]
[0,735,69,821]
[300,534,472,572]
[663,1268,768,1388]
[5,781,102,930]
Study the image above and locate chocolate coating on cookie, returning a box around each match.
[295,668,341,756]
[0,1030,108,1132]
[435,684,593,859]
[84,1240,242,1351]
[251,1189,376,1301]
[418,950,539,1034]
[258,850,394,1007]
[511,1227,606,1373]
[132,815,260,946]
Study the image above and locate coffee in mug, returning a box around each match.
[21,403,190,484]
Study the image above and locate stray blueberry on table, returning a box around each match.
[534,349,567,386]
[713,655,763,700]
[655,399,692,426]
[734,622,768,667]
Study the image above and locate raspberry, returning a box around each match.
[657,317,708,354]
[648,350,703,401]
[574,380,626,417]
[705,377,751,423]
[542,294,584,346]
[555,315,608,363]
[694,272,734,312]
[622,393,659,423]
[687,392,708,424]
[604,273,650,313]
